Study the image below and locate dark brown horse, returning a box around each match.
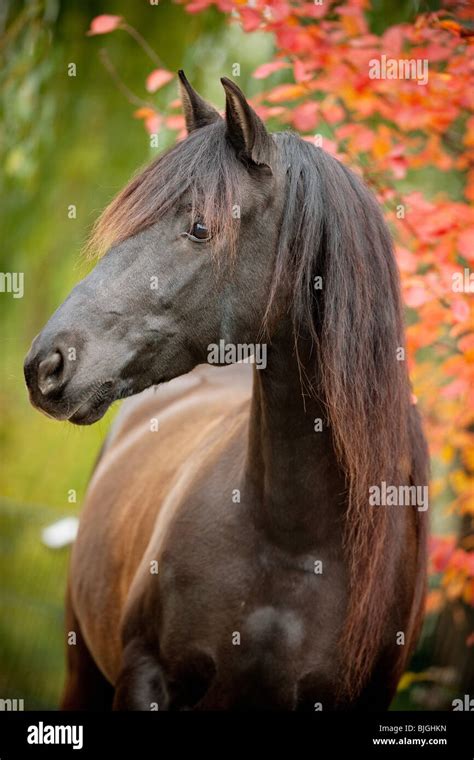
[24,73,429,710]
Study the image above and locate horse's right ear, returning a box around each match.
[178,70,221,133]
[221,77,273,172]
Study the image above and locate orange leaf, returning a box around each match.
[425,589,443,614]
[133,107,156,120]
[266,84,307,103]
[438,20,463,35]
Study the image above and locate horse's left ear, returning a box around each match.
[221,77,273,171]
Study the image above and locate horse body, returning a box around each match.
[24,73,429,710]
[67,345,418,710]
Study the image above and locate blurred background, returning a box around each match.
[1,0,473,709]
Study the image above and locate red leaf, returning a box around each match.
[293,60,312,83]
[292,101,318,131]
[458,228,474,261]
[395,246,417,274]
[452,298,469,323]
[404,284,430,308]
[87,15,122,36]
[146,69,174,93]
[429,536,456,573]
[144,114,162,135]
[166,114,185,130]
[253,61,289,79]
[240,8,261,33]
[185,0,215,12]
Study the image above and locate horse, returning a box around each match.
[24,72,429,711]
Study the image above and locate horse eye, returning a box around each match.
[179,220,211,244]
[189,221,210,242]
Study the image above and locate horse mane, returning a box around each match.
[86,122,425,698]
[268,133,424,697]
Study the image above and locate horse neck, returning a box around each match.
[244,320,346,551]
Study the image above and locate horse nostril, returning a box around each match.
[37,350,64,396]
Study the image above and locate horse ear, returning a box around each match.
[221,77,273,170]
[178,70,221,133]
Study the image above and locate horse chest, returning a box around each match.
[137,510,347,675]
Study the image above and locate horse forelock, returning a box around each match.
[85,120,243,260]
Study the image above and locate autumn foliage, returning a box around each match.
[88,1,474,637]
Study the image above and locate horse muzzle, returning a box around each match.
[24,332,115,425]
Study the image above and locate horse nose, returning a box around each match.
[37,350,64,395]
[24,341,73,399]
